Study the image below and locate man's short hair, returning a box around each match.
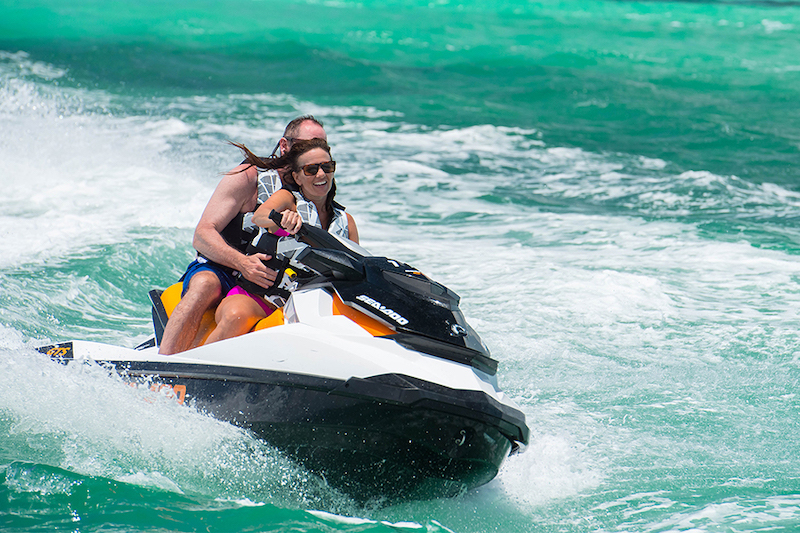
[283,115,324,139]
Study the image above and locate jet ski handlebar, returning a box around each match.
[268,208,288,229]
[268,209,365,257]
[266,209,365,281]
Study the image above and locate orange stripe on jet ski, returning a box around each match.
[332,293,394,336]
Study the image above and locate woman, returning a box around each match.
[203,138,359,345]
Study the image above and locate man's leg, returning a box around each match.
[158,271,223,355]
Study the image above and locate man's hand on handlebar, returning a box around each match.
[238,253,278,289]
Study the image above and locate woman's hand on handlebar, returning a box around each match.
[277,210,303,235]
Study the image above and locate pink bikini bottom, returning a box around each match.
[226,286,275,316]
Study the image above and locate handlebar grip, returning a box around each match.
[269,209,284,228]
[269,208,312,239]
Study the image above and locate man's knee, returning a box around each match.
[183,271,224,304]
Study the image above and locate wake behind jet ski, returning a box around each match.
[39,212,529,502]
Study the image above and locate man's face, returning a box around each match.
[280,121,327,154]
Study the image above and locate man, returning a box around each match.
[158,116,327,354]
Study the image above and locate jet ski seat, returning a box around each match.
[148,282,285,348]
[148,283,218,348]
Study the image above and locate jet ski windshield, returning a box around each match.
[306,228,371,258]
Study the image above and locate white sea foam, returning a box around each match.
[601,493,800,532]
[497,432,604,506]
[0,80,210,268]
[0,346,348,509]
[761,19,794,34]
[307,510,449,531]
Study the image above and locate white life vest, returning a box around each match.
[243,169,282,233]
[291,190,349,239]
[257,169,282,203]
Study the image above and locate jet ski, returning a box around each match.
[38,212,529,501]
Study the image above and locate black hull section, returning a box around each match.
[114,361,525,501]
[254,408,511,500]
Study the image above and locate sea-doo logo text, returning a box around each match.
[356,294,409,326]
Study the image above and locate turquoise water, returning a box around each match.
[1,0,799,531]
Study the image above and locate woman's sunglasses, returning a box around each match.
[300,161,336,176]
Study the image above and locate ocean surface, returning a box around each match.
[1,0,799,531]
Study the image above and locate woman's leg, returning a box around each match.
[205,294,268,344]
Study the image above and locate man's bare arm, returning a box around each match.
[192,164,276,288]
